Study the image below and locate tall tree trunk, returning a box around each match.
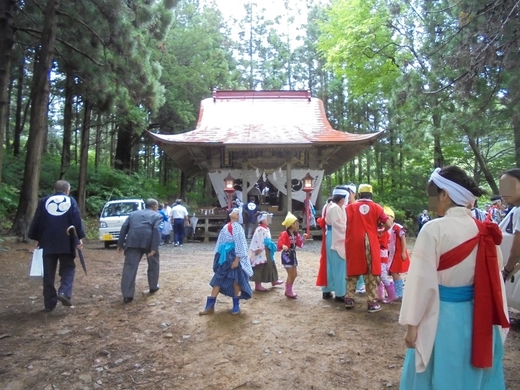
[432,105,444,167]
[0,0,17,184]
[14,88,30,156]
[114,122,133,171]
[513,111,520,168]
[388,125,395,188]
[467,135,498,194]
[11,0,60,239]
[74,98,80,163]
[77,98,91,215]
[357,155,362,183]
[5,72,13,150]
[94,111,101,172]
[59,69,74,179]
[13,51,25,156]
[180,170,187,201]
[110,119,115,168]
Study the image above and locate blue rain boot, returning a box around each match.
[199,296,216,315]
[231,296,240,315]
[394,280,404,300]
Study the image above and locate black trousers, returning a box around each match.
[43,253,76,310]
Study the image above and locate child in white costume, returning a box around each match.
[249,212,283,291]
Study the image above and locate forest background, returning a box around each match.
[0,0,518,239]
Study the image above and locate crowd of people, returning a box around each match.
[29,165,520,389]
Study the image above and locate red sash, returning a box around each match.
[316,206,328,286]
[437,220,510,368]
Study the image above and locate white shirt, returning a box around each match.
[399,207,508,372]
[499,207,520,264]
[324,202,346,259]
[170,204,188,219]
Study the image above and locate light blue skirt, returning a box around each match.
[322,227,346,296]
[400,285,505,390]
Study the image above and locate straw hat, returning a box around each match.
[282,211,298,228]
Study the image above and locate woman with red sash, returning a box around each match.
[399,166,509,390]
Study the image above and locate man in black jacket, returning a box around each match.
[28,180,85,311]
[117,198,163,303]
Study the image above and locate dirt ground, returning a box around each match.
[1,238,520,390]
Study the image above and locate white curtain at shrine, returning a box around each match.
[267,169,324,204]
[208,169,324,207]
[208,170,262,208]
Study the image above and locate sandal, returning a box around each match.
[344,297,355,309]
[367,302,382,313]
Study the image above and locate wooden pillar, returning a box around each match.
[286,162,292,213]
[242,163,248,205]
[316,184,323,215]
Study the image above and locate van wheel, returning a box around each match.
[104,242,111,249]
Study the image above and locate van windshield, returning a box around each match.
[102,202,139,218]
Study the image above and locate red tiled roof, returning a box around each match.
[148,90,384,175]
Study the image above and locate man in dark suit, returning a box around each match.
[28,180,86,311]
[117,198,163,303]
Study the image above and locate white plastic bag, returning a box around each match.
[30,248,43,277]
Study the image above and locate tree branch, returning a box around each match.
[17,27,105,66]
[56,9,107,47]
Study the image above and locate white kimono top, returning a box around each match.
[249,225,271,266]
[399,207,508,372]
[325,202,346,260]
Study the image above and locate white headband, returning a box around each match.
[332,187,349,196]
[429,168,476,206]
[257,213,269,223]
[346,184,356,194]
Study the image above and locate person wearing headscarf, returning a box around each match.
[320,185,350,302]
[344,183,392,313]
[199,208,253,315]
[399,166,509,389]
[249,212,283,291]
[277,211,307,298]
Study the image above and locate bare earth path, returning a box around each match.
[1,239,519,390]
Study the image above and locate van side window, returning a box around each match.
[103,202,140,217]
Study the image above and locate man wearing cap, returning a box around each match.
[320,185,350,302]
[345,184,392,313]
[170,199,189,246]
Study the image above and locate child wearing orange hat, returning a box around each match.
[277,212,307,298]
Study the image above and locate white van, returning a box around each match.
[99,199,145,248]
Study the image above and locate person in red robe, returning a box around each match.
[345,184,392,313]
